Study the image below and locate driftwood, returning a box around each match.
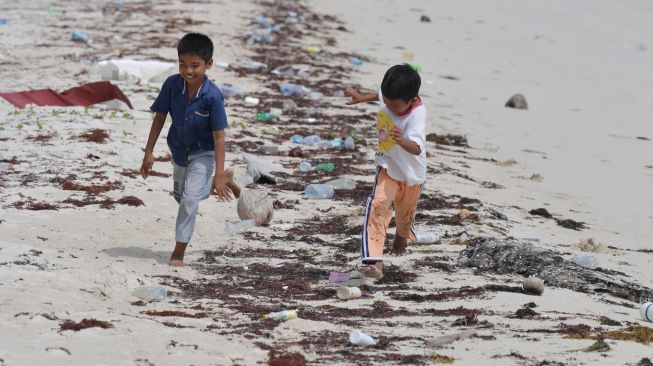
[457,238,651,303]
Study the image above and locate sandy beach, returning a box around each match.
[1,0,652,365]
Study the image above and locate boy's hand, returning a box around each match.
[345,87,365,105]
[211,172,233,202]
[140,151,154,179]
[390,126,405,145]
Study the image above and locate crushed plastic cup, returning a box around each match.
[349,330,375,346]
[131,286,167,302]
[414,232,439,244]
[570,254,599,269]
[329,272,350,283]
[291,135,304,144]
[337,286,362,300]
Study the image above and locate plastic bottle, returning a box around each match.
[349,57,363,66]
[309,92,325,101]
[71,30,89,42]
[280,83,310,97]
[570,254,599,269]
[315,163,335,173]
[305,107,317,116]
[302,135,321,146]
[264,309,297,321]
[325,178,356,190]
[337,286,362,300]
[225,219,259,235]
[131,286,167,302]
[258,145,278,154]
[219,84,244,98]
[253,16,272,26]
[329,138,344,148]
[344,136,355,150]
[414,232,440,244]
[241,60,267,71]
[283,99,297,111]
[304,184,334,199]
[298,161,312,172]
[256,113,276,122]
[0,19,6,25]
[291,135,304,144]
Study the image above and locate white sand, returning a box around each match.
[1,0,652,365]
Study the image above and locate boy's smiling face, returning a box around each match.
[179,53,213,86]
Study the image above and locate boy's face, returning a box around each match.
[178,53,213,86]
[383,96,416,115]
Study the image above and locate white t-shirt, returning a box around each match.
[375,91,427,186]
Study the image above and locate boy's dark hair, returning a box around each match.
[381,64,421,102]
[177,33,213,62]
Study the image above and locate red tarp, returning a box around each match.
[0,81,133,109]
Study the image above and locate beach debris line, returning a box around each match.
[505,93,528,109]
[458,238,652,302]
[426,133,469,147]
[0,81,133,109]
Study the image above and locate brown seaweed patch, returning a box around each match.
[59,318,113,331]
[10,199,59,210]
[391,284,526,302]
[52,176,122,195]
[116,196,144,206]
[79,129,110,143]
[268,350,306,366]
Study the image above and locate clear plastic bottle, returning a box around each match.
[298,161,312,172]
[329,138,344,148]
[131,286,167,302]
[218,84,244,98]
[349,57,364,66]
[225,219,259,235]
[280,83,310,97]
[326,178,356,190]
[414,232,440,244]
[265,309,297,321]
[344,136,355,150]
[309,92,325,100]
[302,135,321,146]
[304,184,334,199]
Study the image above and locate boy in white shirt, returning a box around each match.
[346,64,427,279]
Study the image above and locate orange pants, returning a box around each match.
[361,168,422,264]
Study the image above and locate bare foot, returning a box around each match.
[169,242,187,267]
[169,258,184,267]
[392,235,407,254]
[224,168,241,199]
[362,262,384,279]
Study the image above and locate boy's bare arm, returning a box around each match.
[140,112,166,179]
[345,86,379,105]
[211,130,232,201]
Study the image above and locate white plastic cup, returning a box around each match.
[337,286,362,300]
[349,330,375,346]
[641,302,653,322]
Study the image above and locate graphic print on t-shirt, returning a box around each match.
[376,110,395,152]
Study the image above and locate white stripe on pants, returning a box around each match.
[172,151,214,243]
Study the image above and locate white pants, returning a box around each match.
[172,151,214,243]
